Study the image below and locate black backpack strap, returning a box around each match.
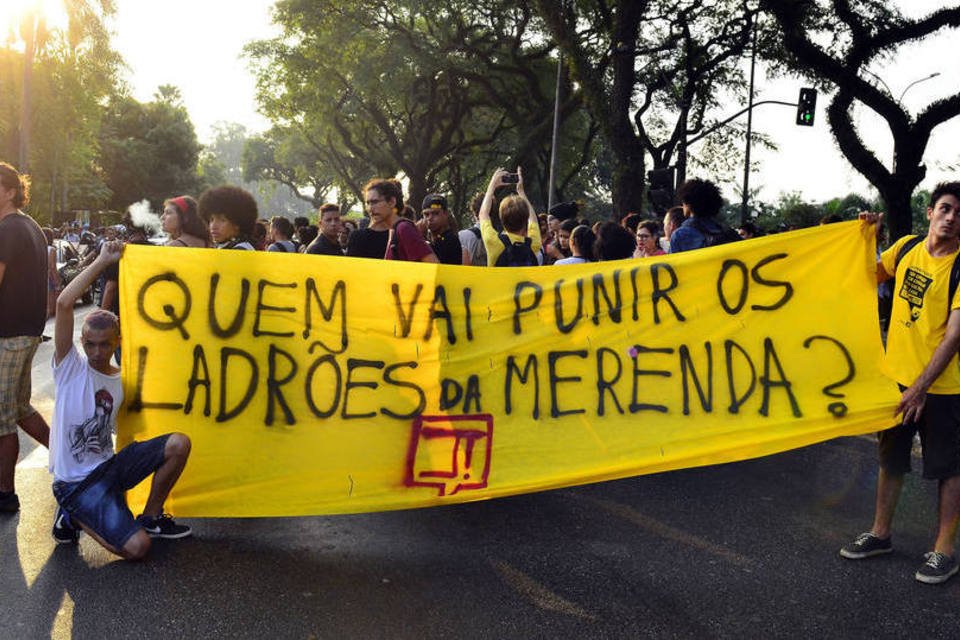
[950,252,960,314]
[894,235,922,269]
[891,235,960,321]
[390,218,413,259]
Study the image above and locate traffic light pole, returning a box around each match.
[684,100,799,148]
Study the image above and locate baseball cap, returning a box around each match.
[422,194,447,210]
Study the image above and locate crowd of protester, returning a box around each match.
[11,156,929,565]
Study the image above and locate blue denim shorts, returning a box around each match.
[53,434,170,550]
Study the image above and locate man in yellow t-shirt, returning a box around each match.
[478,167,541,267]
[841,182,960,585]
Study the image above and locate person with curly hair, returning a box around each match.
[363,178,436,262]
[669,178,739,252]
[198,185,259,250]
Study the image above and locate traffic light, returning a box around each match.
[647,167,675,214]
[796,88,817,126]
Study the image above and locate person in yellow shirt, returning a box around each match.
[478,168,541,267]
[842,182,960,585]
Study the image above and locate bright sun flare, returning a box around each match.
[0,0,70,42]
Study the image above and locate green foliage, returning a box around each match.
[98,91,201,210]
[761,0,960,241]
[0,0,123,222]
[245,0,604,220]
[201,122,313,217]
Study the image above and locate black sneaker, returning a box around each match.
[136,513,192,539]
[0,492,19,513]
[916,551,959,584]
[839,532,893,559]
[52,508,79,544]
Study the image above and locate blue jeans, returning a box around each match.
[53,435,170,550]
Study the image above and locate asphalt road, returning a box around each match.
[3,308,960,639]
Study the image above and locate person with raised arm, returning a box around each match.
[478,167,541,267]
[49,240,193,558]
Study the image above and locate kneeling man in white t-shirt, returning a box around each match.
[50,240,192,559]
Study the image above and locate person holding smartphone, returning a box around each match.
[478,168,541,267]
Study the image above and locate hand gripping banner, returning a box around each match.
[118,221,900,516]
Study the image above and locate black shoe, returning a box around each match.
[839,532,892,559]
[52,508,79,544]
[0,492,19,513]
[916,551,959,584]
[136,513,192,539]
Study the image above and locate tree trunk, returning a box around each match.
[880,184,918,243]
[608,1,646,219]
[406,174,427,219]
[19,14,36,172]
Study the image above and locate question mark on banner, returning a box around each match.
[803,335,855,417]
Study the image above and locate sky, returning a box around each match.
[108,0,960,206]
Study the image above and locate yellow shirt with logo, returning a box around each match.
[881,235,960,393]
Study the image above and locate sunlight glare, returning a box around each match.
[0,0,70,43]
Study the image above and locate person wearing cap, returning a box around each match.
[421,194,468,266]
[306,204,344,256]
[162,195,211,248]
[198,185,259,251]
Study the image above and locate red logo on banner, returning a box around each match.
[404,415,494,496]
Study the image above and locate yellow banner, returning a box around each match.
[118,221,900,517]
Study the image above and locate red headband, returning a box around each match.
[171,196,189,216]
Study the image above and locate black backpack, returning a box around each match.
[494,233,538,267]
[690,217,741,247]
[879,235,960,332]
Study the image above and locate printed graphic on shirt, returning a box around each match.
[68,388,114,463]
[899,266,933,322]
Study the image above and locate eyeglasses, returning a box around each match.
[637,233,653,239]
[365,198,384,206]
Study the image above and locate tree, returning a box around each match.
[246,0,597,218]
[1,0,122,221]
[761,1,960,241]
[532,0,758,217]
[98,86,202,211]
[200,122,314,217]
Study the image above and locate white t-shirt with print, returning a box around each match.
[49,346,123,483]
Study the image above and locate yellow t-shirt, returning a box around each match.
[881,235,960,393]
[480,218,542,267]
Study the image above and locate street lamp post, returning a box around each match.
[865,69,940,173]
[892,72,940,172]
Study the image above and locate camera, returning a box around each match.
[501,173,519,184]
